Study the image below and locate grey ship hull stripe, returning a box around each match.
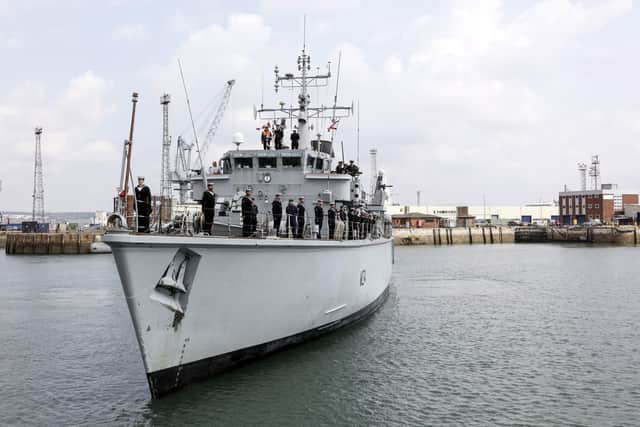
[146,285,390,398]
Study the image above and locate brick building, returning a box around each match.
[559,190,638,224]
[392,213,444,228]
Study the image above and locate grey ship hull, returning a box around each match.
[104,233,393,398]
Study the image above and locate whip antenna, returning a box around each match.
[330,51,342,143]
[178,58,207,189]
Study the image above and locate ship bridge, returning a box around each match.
[190,144,352,206]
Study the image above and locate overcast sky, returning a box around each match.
[1,0,639,211]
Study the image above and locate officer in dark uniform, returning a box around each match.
[361,210,368,238]
[241,189,253,237]
[290,129,300,149]
[339,206,347,239]
[251,198,258,234]
[272,193,283,236]
[328,202,337,239]
[274,125,284,150]
[296,197,306,238]
[286,199,297,237]
[314,199,324,239]
[327,202,338,240]
[134,176,152,233]
[201,182,216,235]
[347,208,355,240]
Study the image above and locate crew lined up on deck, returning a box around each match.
[259,121,299,150]
[236,188,377,240]
[132,177,377,239]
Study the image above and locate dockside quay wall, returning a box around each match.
[4,232,103,255]
[393,227,515,246]
[546,225,639,245]
[393,226,640,246]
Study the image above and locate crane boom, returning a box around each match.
[198,79,235,169]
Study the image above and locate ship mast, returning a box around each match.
[296,35,311,147]
[256,22,351,149]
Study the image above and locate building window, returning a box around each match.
[595,203,599,208]
[588,204,592,209]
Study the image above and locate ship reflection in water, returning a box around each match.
[1,245,639,426]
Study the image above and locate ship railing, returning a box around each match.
[250,213,380,241]
[132,204,383,240]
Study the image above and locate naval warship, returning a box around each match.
[104,42,393,398]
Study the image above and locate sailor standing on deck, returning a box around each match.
[296,197,306,238]
[286,199,297,238]
[241,189,253,237]
[274,125,284,150]
[201,182,216,235]
[314,200,324,239]
[272,193,283,236]
[290,129,300,149]
[347,207,356,240]
[134,176,152,233]
[328,202,337,239]
[339,206,347,239]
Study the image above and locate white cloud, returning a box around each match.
[0,72,118,211]
[112,24,147,42]
[59,71,115,125]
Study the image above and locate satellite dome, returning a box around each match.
[232,132,245,144]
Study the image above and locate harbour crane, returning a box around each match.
[172,79,235,203]
[196,79,235,170]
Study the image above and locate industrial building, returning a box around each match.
[387,203,558,226]
[558,156,638,224]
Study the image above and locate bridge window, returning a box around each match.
[315,158,323,170]
[307,155,315,168]
[221,158,231,174]
[282,156,301,168]
[258,157,277,169]
[234,158,253,169]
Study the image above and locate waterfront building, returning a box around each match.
[558,188,638,225]
[387,203,558,226]
[391,213,444,228]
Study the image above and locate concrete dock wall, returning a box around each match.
[393,227,515,246]
[393,226,640,246]
[4,232,103,255]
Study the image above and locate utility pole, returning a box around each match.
[416,190,421,206]
[32,127,45,222]
[160,94,172,229]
